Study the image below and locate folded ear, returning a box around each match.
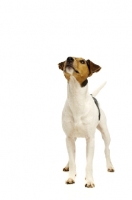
[86,60,101,77]
[58,61,65,71]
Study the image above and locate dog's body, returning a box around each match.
[58,57,114,188]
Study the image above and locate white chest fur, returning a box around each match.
[62,76,99,138]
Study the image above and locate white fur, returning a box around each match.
[92,81,106,97]
[62,76,114,187]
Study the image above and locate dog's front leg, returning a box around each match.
[65,137,76,184]
[85,137,95,188]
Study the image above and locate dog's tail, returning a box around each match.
[92,82,106,97]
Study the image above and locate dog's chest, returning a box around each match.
[72,117,92,137]
[62,99,97,138]
[62,79,98,138]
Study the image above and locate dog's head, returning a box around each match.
[58,57,101,86]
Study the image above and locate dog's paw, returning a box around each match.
[108,167,115,172]
[85,182,95,188]
[66,178,75,184]
[63,167,69,172]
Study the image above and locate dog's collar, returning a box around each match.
[81,79,88,87]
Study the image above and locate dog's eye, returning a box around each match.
[80,60,85,64]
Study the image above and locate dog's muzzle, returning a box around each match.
[65,57,79,73]
[67,57,74,63]
[66,57,74,68]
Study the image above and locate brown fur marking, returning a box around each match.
[58,57,101,85]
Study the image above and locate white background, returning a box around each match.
[0,0,132,199]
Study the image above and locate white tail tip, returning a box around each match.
[92,81,107,97]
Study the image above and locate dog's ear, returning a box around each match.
[86,60,101,77]
[58,61,65,71]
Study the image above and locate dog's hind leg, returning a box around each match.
[97,110,114,172]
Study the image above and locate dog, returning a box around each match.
[58,57,114,188]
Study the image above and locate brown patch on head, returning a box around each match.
[58,61,65,71]
[86,60,101,77]
[58,57,101,85]
[70,57,89,84]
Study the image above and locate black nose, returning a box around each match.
[67,57,74,62]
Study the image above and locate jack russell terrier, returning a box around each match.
[58,57,114,188]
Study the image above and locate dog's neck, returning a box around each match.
[67,76,88,96]
[67,76,90,118]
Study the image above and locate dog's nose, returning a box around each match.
[67,57,74,63]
